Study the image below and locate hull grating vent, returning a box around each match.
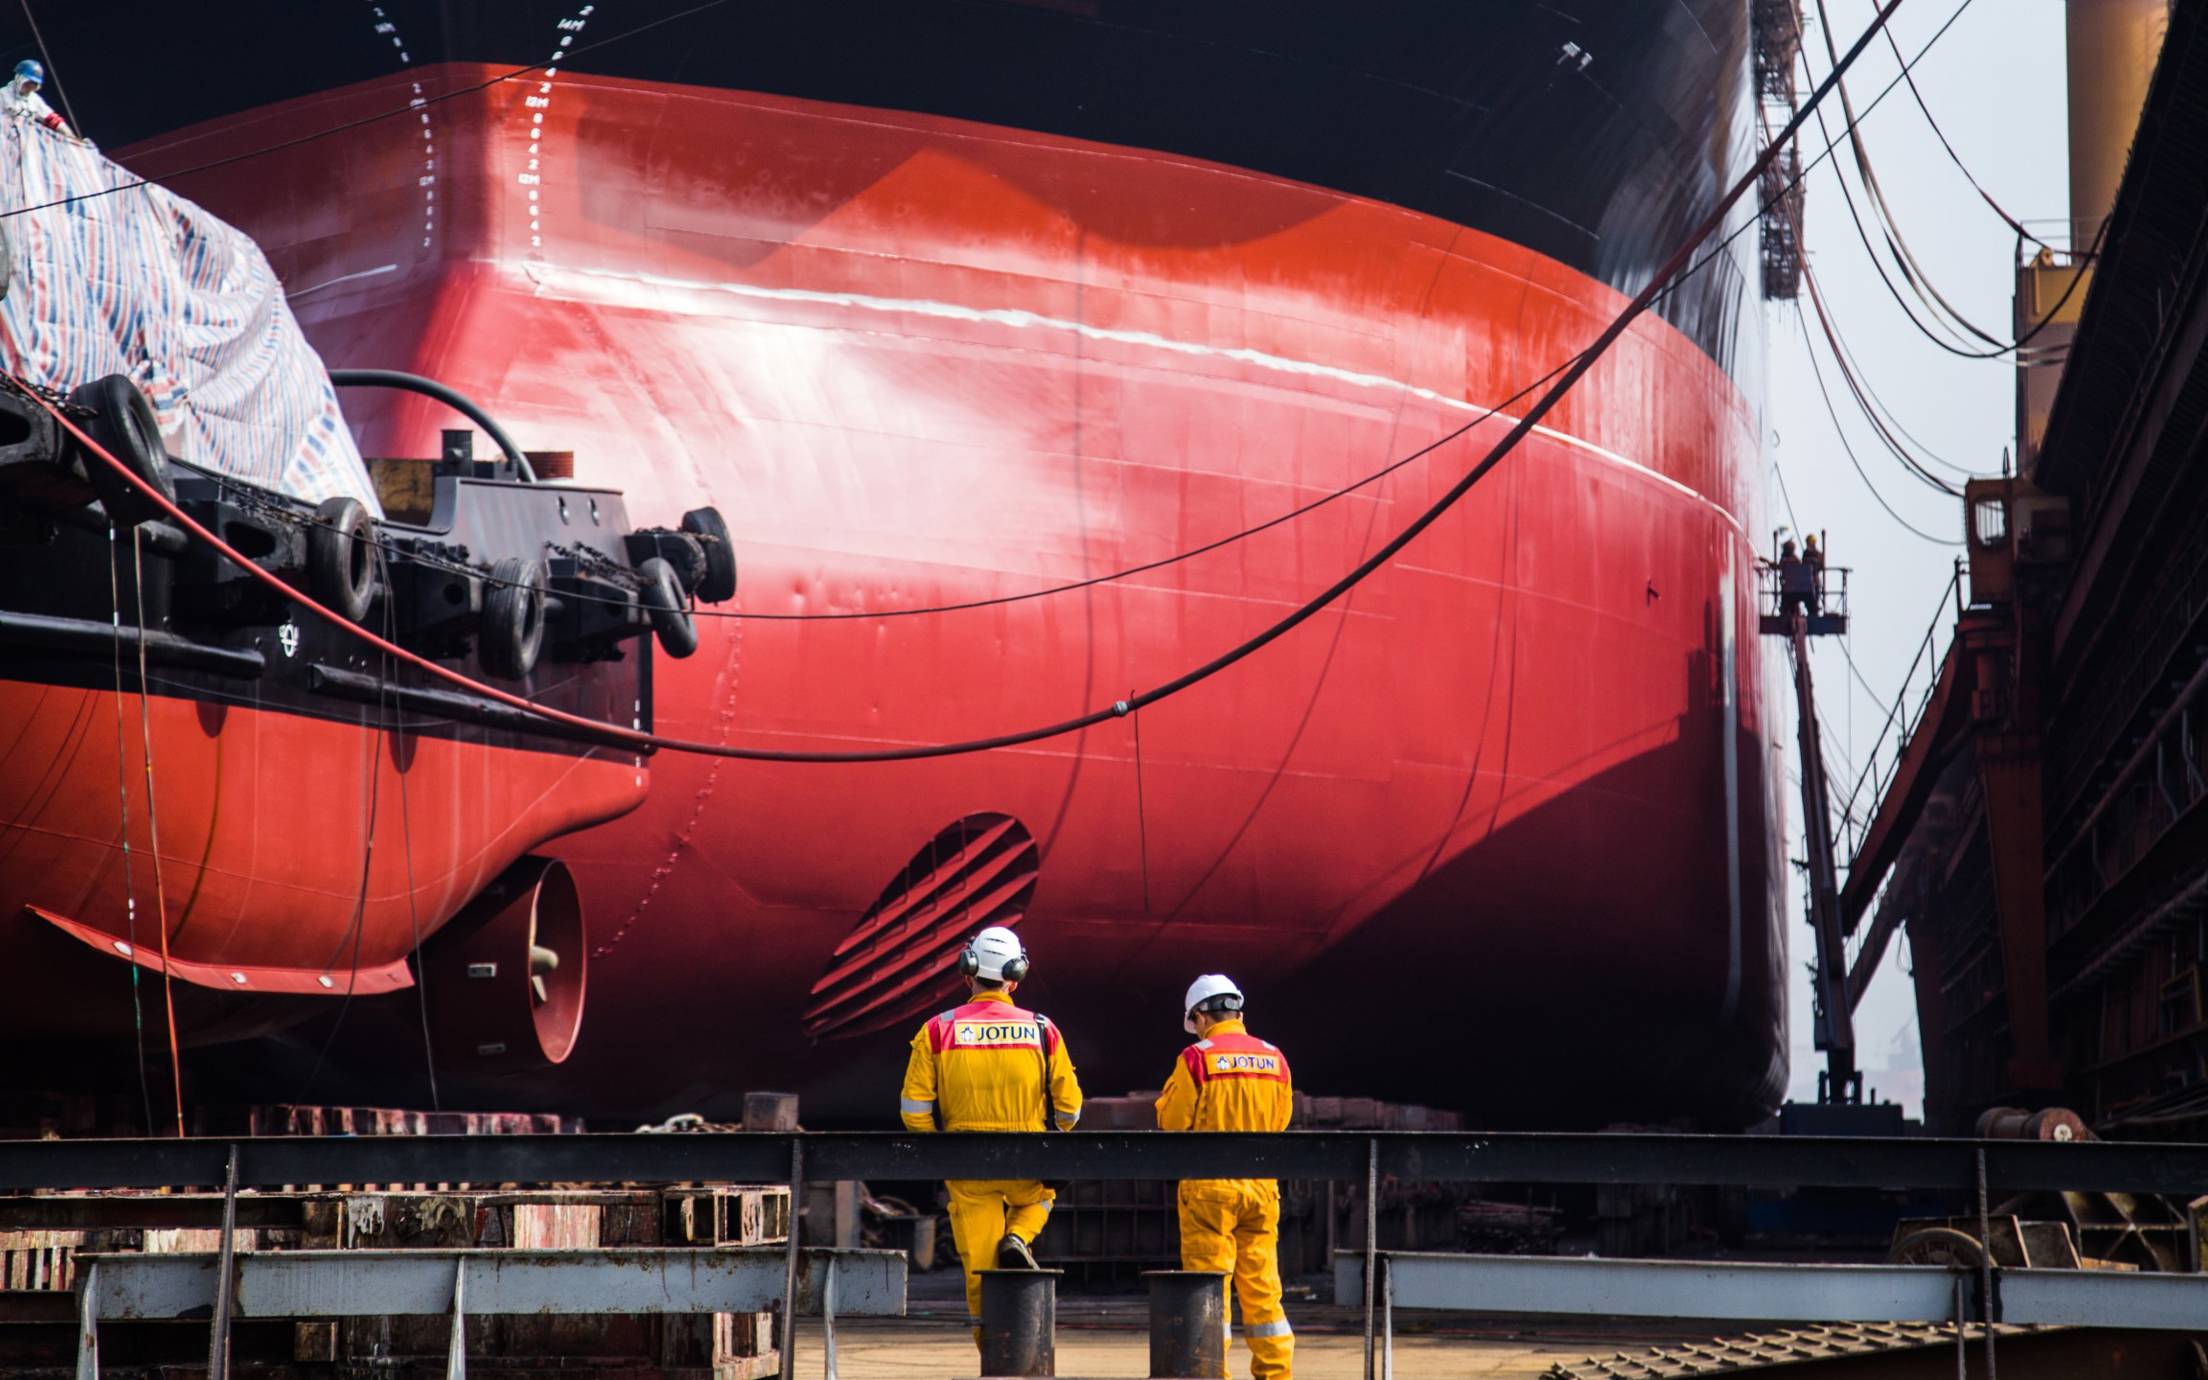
[802,813,1038,1041]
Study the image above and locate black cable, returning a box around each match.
[34,0,1918,769]
[74,0,1953,647]
[1797,11,2108,363]
[1804,80,1993,359]
[1793,307,1964,546]
[1812,0,2012,351]
[330,369,536,482]
[14,0,76,135]
[1809,288,1986,478]
[294,582,389,1103]
[0,0,737,220]
[104,520,157,1135]
[441,0,1928,764]
[1802,261,1962,496]
[365,0,1988,633]
[379,541,441,1112]
[1758,113,1987,486]
[1879,20,2078,257]
[1659,0,1984,358]
[362,352,1584,623]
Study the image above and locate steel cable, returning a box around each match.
[15,0,1915,766]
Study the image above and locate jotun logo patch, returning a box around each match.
[1210,1053,1282,1076]
[955,1020,1042,1048]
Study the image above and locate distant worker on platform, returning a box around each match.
[4,60,74,138]
[1156,975,1296,1380]
[1802,534,1826,615]
[1774,537,1812,623]
[900,926,1083,1342]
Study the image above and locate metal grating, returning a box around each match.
[1548,1323,2038,1377]
[802,813,1039,1040]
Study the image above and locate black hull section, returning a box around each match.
[5,0,1761,377]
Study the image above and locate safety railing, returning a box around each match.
[10,1129,2208,1380]
[77,1246,901,1380]
[1834,558,1968,866]
[10,1128,2208,1197]
[1755,560,1851,627]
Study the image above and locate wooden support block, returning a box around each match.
[742,1091,800,1131]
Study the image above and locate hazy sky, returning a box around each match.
[1768,0,2072,1113]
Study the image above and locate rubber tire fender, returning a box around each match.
[68,374,177,527]
[639,556,699,659]
[307,496,377,623]
[481,557,547,680]
[679,505,737,604]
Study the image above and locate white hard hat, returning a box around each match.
[1183,974,1244,1033]
[960,925,1030,982]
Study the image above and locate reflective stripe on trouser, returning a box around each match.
[946,1179,1055,1330]
[1178,1180,1291,1380]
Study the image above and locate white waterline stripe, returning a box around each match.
[521,260,1747,535]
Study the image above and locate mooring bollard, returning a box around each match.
[979,1268,1062,1377]
[1144,1270,1228,1379]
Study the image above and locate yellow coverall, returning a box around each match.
[1155,1020,1295,1380]
[901,989,1083,1331]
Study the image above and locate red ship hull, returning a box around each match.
[72,61,1785,1125]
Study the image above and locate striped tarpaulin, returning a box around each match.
[0,102,379,513]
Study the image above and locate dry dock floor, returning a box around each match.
[795,1302,1720,1380]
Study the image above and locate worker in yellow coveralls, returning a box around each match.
[900,926,1083,1341]
[1155,974,1294,1380]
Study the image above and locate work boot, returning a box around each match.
[996,1233,1038,1269]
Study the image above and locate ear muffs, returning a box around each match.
[957,939,1030,982]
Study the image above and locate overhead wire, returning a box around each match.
[1791,306,1965,546]
[1801,79,1991,359]
[21,0,1918,767]
[1801,259,1964,495]
[294,557,393,1104]
[337,11,1969,634]
[47,0,1954,641]
[1812,0,2014,350]
[1883,12,2079,259]
[380,541,441,1111]
[105,521,156,1135]
[1796,0,2107,363]
[13,0,77,135]
[128,525,187,1136]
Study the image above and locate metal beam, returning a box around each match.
[83,1247,905,1321]
[5,1132,2208,1197]
[1335,1252,2208,1331]
[1841,643,1970,928]
[0,1195,305,1229]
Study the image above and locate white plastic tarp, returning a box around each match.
[0,94,379,512]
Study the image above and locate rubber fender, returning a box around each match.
[307,496,377,622]
[480,556,547,679]
[639,556,699,658]
[679,505,738,603]
[68,374,176,527]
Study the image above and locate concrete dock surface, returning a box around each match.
[795,1318,1597,1379]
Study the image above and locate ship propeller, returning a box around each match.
[530,941,560,1006]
